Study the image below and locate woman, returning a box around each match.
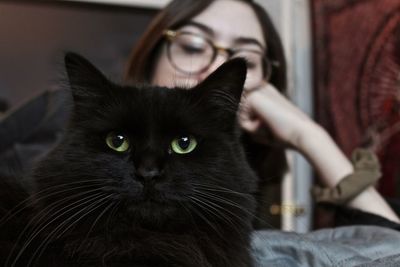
[125,0,400,226]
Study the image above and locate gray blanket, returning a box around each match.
[252,226,400,267]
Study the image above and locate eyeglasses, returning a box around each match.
[163,29,271,87]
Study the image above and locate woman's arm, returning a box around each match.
[299,124,400,223]
[240,82,400,223]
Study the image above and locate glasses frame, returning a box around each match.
[163,29,272,82]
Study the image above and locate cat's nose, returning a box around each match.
[135,156,163,183]
[136,166,162,182]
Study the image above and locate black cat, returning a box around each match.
[0,53,258,266]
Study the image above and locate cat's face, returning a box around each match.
[33,53,257,230]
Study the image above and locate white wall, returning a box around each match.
[256,0,314,233]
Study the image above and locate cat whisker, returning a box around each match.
[0,179,112,226]
[29,193,115,266]
[190,195,228,223]
[57,194,116,239]
[193,189,251,211]
[191,182,252,197]
[190,193,245,237]
[102,247,119,266]
[105,200,121,233]
[187,196,225,240]
[76,199,116,253]
[192,188,276,229]
[72,199,121,262]
[9,191,107,267]
[29,187,111,231]
[193,190,250,219]
[6,188,108,266]
[176,200,201,233]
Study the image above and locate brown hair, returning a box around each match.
[125,0,287,94]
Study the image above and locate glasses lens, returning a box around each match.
[233,50,264,88]
[168,33,214,74]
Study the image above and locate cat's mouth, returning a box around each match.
[122,184,182,222]
[125,196,179,227]
[118,181,185,223]
[124,185,172,209]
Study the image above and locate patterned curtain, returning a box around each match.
[312,0,400,197]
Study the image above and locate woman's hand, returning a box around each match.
[238,81,358,187]
[239,81,317,151]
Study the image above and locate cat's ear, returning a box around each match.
[64,52,111,101]
[194,58,247,112]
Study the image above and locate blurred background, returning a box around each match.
[0,0,157,109]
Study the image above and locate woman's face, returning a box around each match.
[152,0,266,90]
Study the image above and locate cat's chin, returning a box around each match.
[124,199,182,229]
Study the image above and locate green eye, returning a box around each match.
[106,132,130,152]
[171,136,197,154]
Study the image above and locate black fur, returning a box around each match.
[0,53,258,266]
